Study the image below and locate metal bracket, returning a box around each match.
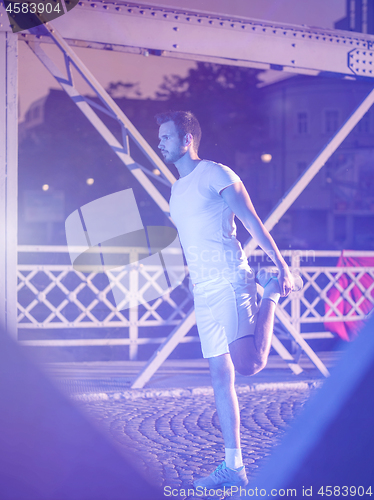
[348,48,374,76]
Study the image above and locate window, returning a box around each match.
[324,110,339,133]
[297,112,308,134]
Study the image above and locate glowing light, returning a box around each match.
[42,184,49,191]
[86,178,94,185]
[152,168,161,176]
[261,153,272,163]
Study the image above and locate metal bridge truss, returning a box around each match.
[2,1,374,386]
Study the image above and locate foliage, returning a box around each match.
[107,81,142,98]
[157,62,264,164]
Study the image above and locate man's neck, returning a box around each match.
[174,153,201,178]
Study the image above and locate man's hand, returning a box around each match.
[278,266,294,297]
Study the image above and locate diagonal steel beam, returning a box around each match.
[275,308,330,377]
[271,334,303,375]
[42,22,177,185]
[132,307,196,389]
[26,25,176,220]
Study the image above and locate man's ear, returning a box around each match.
[184,133,193,148]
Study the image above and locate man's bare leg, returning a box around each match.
[208,353,240,449]
[194,353,249,488]
[230,298,276,376]
[230,270,303,375]
[193,352,248,488]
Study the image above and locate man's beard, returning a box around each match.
[164,146,186,164]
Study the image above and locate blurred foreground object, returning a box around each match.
[0,328,163,500]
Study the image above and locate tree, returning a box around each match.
[107,81,142,99]
[157,62,264,166]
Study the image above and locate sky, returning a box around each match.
[18,0,346,121]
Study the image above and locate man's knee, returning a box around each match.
[230,338,269,376]
[234,356,268,376]
[209,356,235,388]
[210,366,234,388]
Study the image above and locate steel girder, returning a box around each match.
[15,1,374,79]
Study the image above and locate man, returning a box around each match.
[156,110,300,490]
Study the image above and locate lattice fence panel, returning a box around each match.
[17,256,374,350]
[297,267,374,323]
[17,265,192,329]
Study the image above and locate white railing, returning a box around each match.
[17,246,374,359]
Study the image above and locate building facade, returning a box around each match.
[335,0,374,35]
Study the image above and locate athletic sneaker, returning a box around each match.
[256,267,303,292]
[193,461,248,489]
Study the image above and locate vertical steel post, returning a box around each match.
[0,30,18,339]
[291,251,301,335]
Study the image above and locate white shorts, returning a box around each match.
[192,272,259,359]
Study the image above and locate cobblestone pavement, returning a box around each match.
[76,387,315,496]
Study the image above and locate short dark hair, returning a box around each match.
[155,110,202,152]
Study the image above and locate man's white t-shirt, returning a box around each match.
[169,160,252,284]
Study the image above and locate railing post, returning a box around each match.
[290,251,301,353]
[128,250,139,361]
[291,251,301,333]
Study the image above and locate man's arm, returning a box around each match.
[221,181,293,296]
